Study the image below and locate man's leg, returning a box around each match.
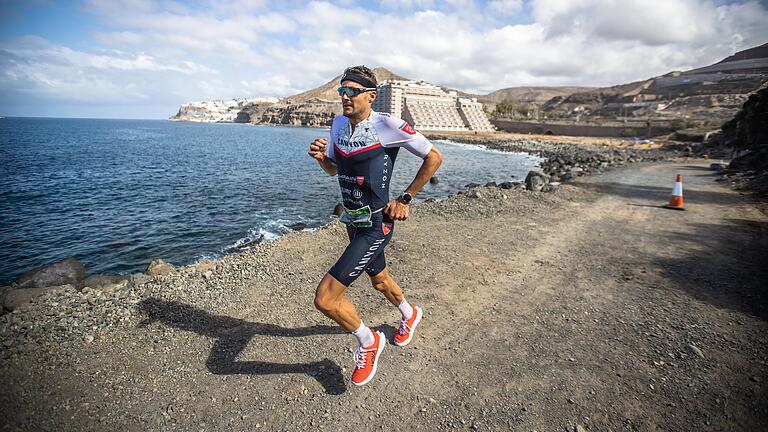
[314,272,385,386]
[369,267,409,311]
[367,252,413,320]
[313,273,363,332]
[369,267,423,347]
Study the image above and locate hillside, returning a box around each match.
[236,67,410,126]
[535,43,768,128]
[286,67,410,103]
[473,86,593,108]
[716,42,768,64]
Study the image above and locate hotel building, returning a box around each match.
[373,80,494,132]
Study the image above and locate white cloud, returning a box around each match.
[2,0,768,118]
[488,0,524,15]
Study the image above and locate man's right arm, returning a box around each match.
[308,138,337,176]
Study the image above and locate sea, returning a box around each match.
[0,117,543,283]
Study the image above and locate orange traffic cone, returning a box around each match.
[666,174,685,210]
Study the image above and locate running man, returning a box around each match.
[308,65,443,386]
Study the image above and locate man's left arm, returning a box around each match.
[385,146,443,221]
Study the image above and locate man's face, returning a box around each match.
[340,80,376,119]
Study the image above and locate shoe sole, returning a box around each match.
[351,331,385,386]
[394,306,423,347]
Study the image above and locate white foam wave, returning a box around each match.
[436,139,545,162]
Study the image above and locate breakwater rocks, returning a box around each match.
[428,134,679,184]
[0,246,278,363]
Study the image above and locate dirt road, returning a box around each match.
[4,160,767,431]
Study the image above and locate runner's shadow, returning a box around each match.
[137,298,347,395]
[378,324,398,344]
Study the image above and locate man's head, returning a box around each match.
[339,65,377,119]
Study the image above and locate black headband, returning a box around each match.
[340,69,377,89]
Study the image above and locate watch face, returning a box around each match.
[401,193,412,204]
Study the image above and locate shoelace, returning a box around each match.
[354,345,376,369]
[397,319,412,336]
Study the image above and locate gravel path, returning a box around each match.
[2,159,766,431]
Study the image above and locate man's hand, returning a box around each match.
[308,138,328,161]
[384,199,409,221]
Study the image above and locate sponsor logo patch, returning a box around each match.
[400,122,417,135]
[382,223,392,236]
[353,189,363,199]
[356,176,364,185]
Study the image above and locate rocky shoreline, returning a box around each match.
[0,136,682,363]
[428,134,682,183]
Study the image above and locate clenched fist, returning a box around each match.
[308,138,328,161]
[384,199,409,221]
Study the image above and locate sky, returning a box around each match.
[0,0,767,119]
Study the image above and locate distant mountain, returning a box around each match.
[716,42,768,64]
[235,67,410,127]
[535,42,768,128]
[451,86,594,112]
[286,67,410,103]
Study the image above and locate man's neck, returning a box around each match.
[348,108,372,128]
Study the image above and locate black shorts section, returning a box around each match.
[328,212,395,286]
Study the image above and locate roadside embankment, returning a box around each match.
[0,136,681,359]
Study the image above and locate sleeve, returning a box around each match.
[377,115,434,159]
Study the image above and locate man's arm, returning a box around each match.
[308,138,337,176]
[384,146,443,220]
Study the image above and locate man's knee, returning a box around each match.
[314,274,344,314]
[314,293,335,314]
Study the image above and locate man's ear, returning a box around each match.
[369,91,377,103]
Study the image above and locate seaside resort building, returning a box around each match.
[373,80,494,132]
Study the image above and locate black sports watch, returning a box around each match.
[398,192,413,205]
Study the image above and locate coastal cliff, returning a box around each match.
[236,98,339,127]
[169,97,277,123]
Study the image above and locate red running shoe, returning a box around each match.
[394,306,423,347]
[351,330,385,386]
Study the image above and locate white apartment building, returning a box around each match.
[373,80,494,132]
[457,97,494,131]
[174,97,278,122]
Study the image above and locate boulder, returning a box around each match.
[82,274,130,290]
[525,171,550,192]
[14,257,85,289]
[333,203,344,217]
[484,181,498,188]
[4,285,71,311]
[224,235,265,254]
[709,163,727,172]
[129,273,151,287]
[145,259,176,276]
[286,222,307,231]
[541,183,558,193]
[467,189,483,199]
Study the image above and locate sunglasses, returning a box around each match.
[337,86,376,98]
